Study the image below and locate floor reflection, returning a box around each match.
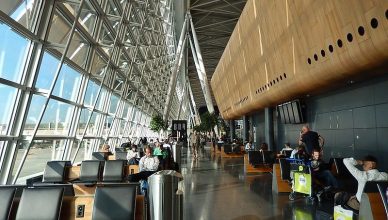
[181,147,333,220]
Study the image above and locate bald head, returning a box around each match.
[301,124,310,134]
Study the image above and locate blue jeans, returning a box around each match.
[315,170,339,188]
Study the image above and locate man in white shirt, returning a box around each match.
[128,146,160,182]
[335,155,388,210]
[127,145,140,165]
[245,141,254,151]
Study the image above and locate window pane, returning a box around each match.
[86,111,99,136]
[0,141,7,169]
[109,118,119,136]
[16,139,66,182]
[23,94,47,135]
[37,99,74,136]
[109,94,119,114]
[0,0,42,31]
[122,102,129,119]
[96,88,107,111]
[0,84,18,135]
[73,140,87,163]
[90,51,107,77]
[103,115,113,136]
[67,30,89,67]
[78,2,97,36]
[12,141,27,183]
[53,63,82,102]
[47,9,71,54]
[78,108,91,135]
[98,24,114,56]
[35,52,60,90]
[119,120,125,135]
[0,23,30,83]
[84,79,99,106]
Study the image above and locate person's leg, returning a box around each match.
[346,195,360,210]
[320,170,339,188]
[128,173,142,182]
[128,171,157,182]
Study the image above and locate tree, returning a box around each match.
[199,112,218,132]
[150,114,168,132]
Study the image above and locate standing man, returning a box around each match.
[298,124,324,155]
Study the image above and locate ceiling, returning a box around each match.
[188,0,247,112]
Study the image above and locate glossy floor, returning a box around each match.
[181,147,333,220]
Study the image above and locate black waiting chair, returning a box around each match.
[232,144,240,153]
[42,161,71,183]
[92,184,137,220]
[278,158,291,181]
[223,144,232,154]
[283,150,293,158]
[262,151,275,165]
[15,187,64,220]
[115,152,128,160]
[79,160,102,183]
[0,187,16,220]
[32,161,74,196]
[248,151,263,166]
[92,152,108,161]
[102,160,126,182]
[332,158,357,191]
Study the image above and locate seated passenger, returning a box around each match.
[259,142,268,152]
[162,139,172,151]
[153,144,168,169]
[127,146,159,182]
[281,143,293,155]
[335,155,388,211]
[127,145,140,165]
[245,141,254,151]
[100,144,113,155]
[310,149,339,189]
[290,145,308,160]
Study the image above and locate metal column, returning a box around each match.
[163,15,188,121]
[264,107,274,150]
[187,12,215,114]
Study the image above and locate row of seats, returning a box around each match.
[0,184,138,220]
[248,151,276,167]
[223,144,242,154]
[42,160,130,184]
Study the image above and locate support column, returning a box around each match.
[265,107,274,150]
[229,120,235,141]
[187,80,200,124]
[243,116,249,143]
[177,79,188,119]
[163,15,188,121]
[188,12,214,113]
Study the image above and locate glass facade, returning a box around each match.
[0,0,190,184]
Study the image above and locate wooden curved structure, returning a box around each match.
[211,0,388,119]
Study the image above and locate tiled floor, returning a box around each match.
[181,147,333,220]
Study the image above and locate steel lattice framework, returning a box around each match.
[0,0,190,184]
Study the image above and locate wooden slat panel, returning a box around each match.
[211,0,388,119]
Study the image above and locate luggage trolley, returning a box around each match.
[287,158,314,202]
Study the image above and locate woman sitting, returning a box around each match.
[127,144,140,165]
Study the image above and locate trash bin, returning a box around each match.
[172,143,182,166]
[148,170,183,220]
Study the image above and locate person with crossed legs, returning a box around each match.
[128,146,159,182]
